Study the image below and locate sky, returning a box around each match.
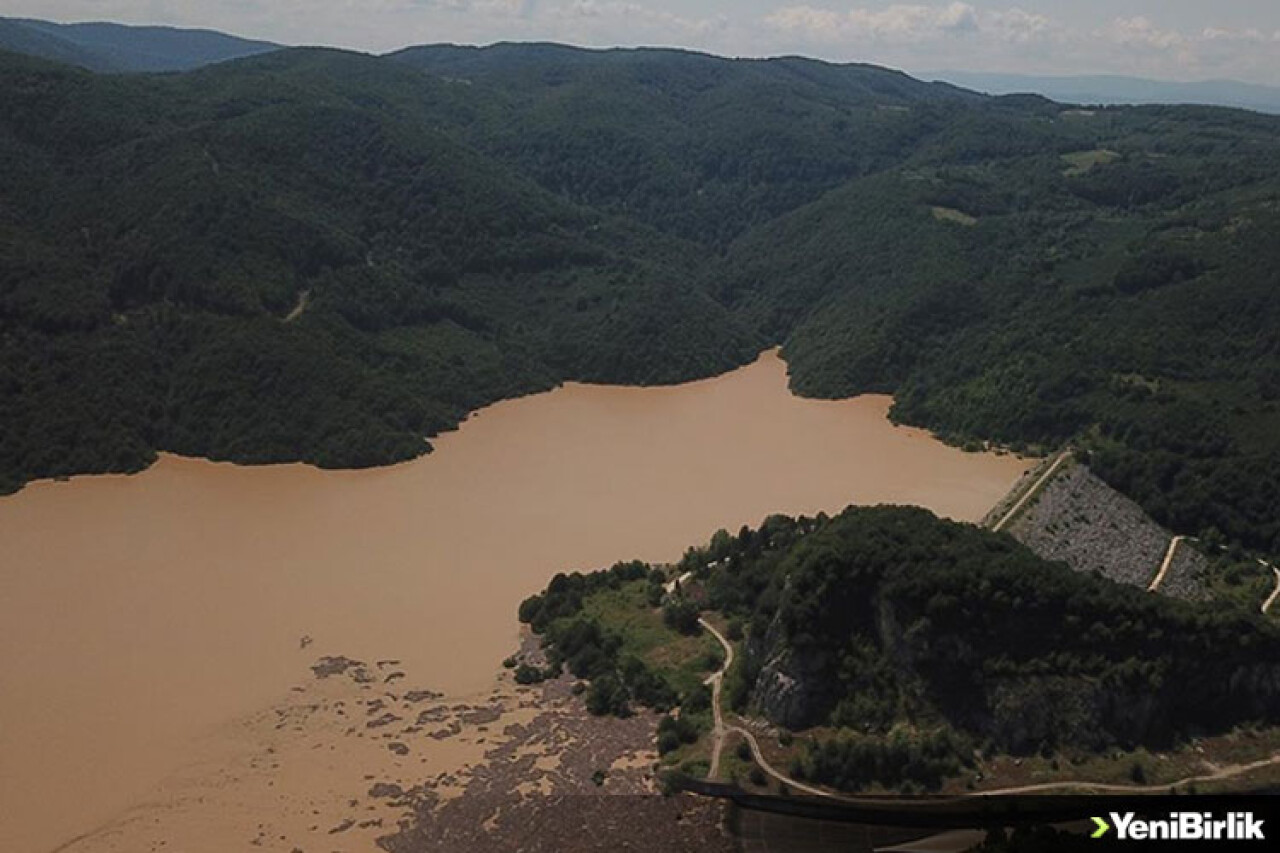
[6,1,1280,85]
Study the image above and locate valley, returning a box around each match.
[1,25,1279,853]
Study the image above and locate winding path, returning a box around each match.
[665,571,693,596]
[1261,563,1280,615]
[700,618,832,797]
[1148,535,1187,593]
[977,752,1280,796]
[1152,538,1278,613]
[282,288,311,323]
[701,618,731,781]
[991,450,1071,533]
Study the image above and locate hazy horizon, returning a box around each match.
[4,1,1280,87]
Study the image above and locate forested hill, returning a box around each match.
[389,44,980,246]
[0,17,279,72]
[0,47,759,488]
[0,44,1278,557]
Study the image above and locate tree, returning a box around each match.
[663,598,701,634]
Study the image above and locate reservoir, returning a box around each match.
[0,350,1029,852]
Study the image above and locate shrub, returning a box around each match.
[514,663,545,685]
[682,683,712,714]
[663,598,701,635]
[658,713,703,750]
[585,675,631,717]
[658,729,682,755]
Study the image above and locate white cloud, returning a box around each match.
[1200,26,1278,44]
[764,4,1068,47]
[985,8,1057,46]
[766,3,983,44]
[761,4,1280,83]
[554,1,724,36]
[1099,16,1185,51]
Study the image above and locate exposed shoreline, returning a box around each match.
[5,348,781,499]
[52,630,730,853]
[6,347,1028,499]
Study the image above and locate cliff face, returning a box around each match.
[753,646,830,731]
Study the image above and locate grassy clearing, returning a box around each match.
[1061,148,1120,175]
[661,726,715,773]
[931,205,978,226]
[579,580,717,697]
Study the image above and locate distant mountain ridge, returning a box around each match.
[6,14,1280,117]
[0,17,279,72]
[923,70,1280,115]
[391,41,977,104]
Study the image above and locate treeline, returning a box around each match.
[791,726,971,793]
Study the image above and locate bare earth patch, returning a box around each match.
[930,206,978,226]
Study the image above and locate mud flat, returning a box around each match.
[56,635,728,853]
[0,350,1028,852]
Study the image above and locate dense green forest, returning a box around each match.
[0,48,759,491]
[0,43,1278,558]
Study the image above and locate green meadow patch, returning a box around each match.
[1061,148,1121,175]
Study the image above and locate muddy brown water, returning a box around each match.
[0,350,1029,852]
